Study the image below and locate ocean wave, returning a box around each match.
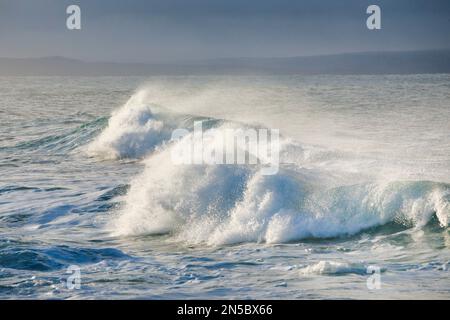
[110,155,449,245]
[85,89,450,245]
[84,89,229,160]
[84,90,173,159]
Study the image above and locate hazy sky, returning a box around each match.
[0,0,449,62]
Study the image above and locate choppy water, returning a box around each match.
[0,75,449,299]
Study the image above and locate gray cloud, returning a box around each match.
[0,0,449,62]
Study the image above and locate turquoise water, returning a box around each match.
[0,75,449,299]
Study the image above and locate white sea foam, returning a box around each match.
[85,90,170,159]
[109,134,450,245]
[299,261,367,275]
[92,88,450,245]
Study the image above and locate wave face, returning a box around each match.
[92,89,450,245]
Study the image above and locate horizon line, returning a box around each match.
[1,47,450,65]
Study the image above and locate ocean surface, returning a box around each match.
[0,75,449,299]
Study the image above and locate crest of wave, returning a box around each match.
[84,89,170,159]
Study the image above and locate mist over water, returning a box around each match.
[0,75,449,299]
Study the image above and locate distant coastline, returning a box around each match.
[1,49,450,76]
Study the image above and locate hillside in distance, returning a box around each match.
[1,50,450,76]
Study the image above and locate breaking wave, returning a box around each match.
[84,89,450,245]
[84,90,170,159]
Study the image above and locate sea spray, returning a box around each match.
[87,88,450,245]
